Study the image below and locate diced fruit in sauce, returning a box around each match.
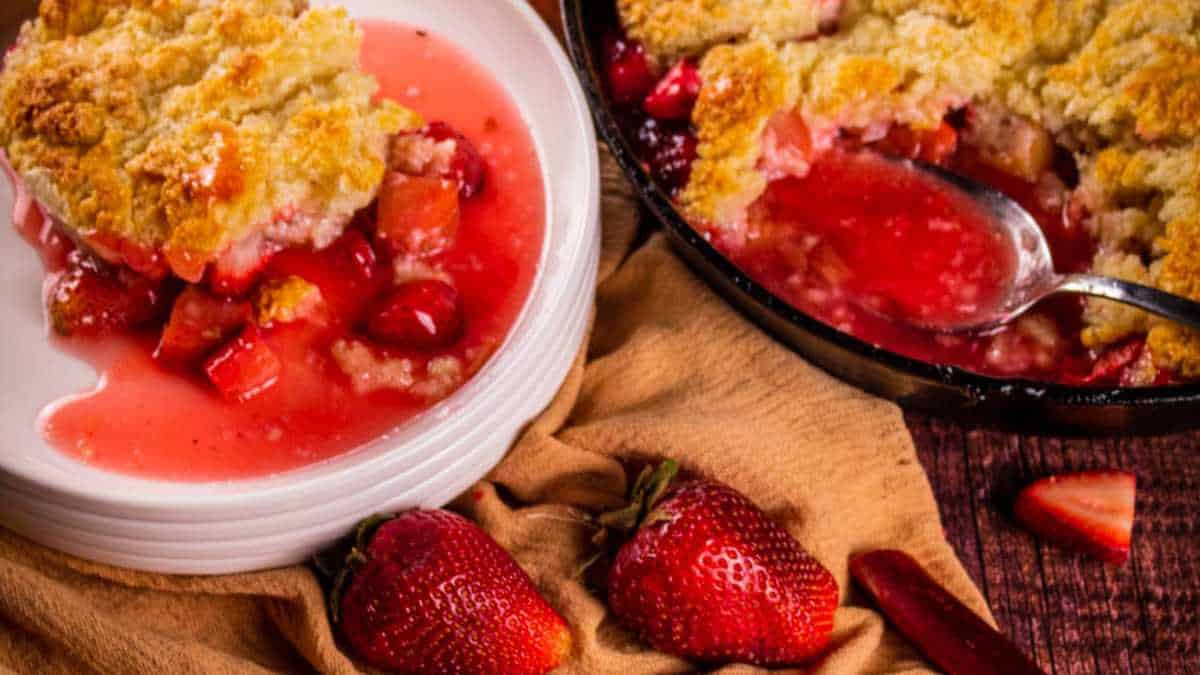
[375,173,461,258]
[761,112,816,179]
[155,286,252,366]
[366,279,464,350]
[602,33,657,105]
[762,149,1015,328]
[48,251,168,337]
[265,228,384,321]
[643,59,701,121]
[872,121,959,166]
[208,236,276,297]
[203,326,283,402]
[423,121,487,198]
[1014,470,1136,565]
[850,550,1047,675]
[635,117,698,193]
[962,105,1054,182]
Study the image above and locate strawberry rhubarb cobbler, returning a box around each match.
[608,0,1200,386]
[1,1,544,479]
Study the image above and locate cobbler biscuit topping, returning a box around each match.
[0,0,421,282]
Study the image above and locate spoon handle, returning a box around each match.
[1057,274,1200,332]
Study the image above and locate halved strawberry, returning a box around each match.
[155,286,252,367]
[365,279,464,350]
[642,59,701,121]
[203,326,282,402]
[851,550,1047,675]
[424,122,487,199]
[375,173,461,258]
[1014,470,1136,565]
[602,32,657,105]
[48,251,168,337]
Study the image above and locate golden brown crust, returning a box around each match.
[616,0,831,62]
[1,0,420,281]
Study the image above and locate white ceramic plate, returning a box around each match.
[0,0,599,573]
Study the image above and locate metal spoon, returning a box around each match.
[904,160,1200,334]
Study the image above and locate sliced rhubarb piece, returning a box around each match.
[642,59,701,121]
[155,286,252,366]
[850,550,1047,675]
[48,251,168,337]
[203,326,282,402]
[424,122,487,199]
[602,33,657,105]
[874,121,959,165]
[208,236,277,297]
[366,279,463,350]
[375,173,461,258]
[1014,471,1136,565]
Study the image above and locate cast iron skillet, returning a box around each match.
[561,0,1200,435]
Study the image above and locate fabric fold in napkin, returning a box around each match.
[0,147,991,674]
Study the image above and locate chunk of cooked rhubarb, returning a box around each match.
[874,121,959,165]
[375,173,461,258]
[208,236,277,297]
[963,105,1053,181]
[1013,471,1136,565]
[203,327,282,402]
[48,252,168,337]
[155,286,252,366]
[850,550,1046,675]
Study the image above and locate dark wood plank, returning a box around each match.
[906,413,1200,675]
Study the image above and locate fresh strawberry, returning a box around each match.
[318,510,572,675]
[365,279,463,350]
[602,32,657,105]
[424,122,487,198]
[203,326,282,402]
[375,173,461,258]
[850,550,1047,675]
[155,286,252,367]
[1014,470,1136,565]
[48,251,168,337]
[642,59,701,121]
[600,461,838,666]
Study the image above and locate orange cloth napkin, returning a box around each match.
[0,147,991,675]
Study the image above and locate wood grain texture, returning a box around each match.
[907,413,1200,675]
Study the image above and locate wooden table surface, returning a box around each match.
[906,413,1199,674]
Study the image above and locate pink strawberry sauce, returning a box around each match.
[21,21,545,481]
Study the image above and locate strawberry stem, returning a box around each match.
[313,513,395,624]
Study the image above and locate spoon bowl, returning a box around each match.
[904,160,1200,335]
